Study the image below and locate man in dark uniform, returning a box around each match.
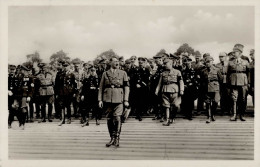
[55,61,77,126]
[215,52,231,115]
[98,56,130,147]
[227,44,250,121]
[200,56,222,123]
[192,53,205,115]
[11,65,34,130]
[119,56,125,70]
[182,58,199,120]
[8,65,17,129]
[81,65,100,126]
[249,49,255,106]
[151,54,164,121]
[155,58,184,126]
[36,63,55,123]
[132,57,150,121]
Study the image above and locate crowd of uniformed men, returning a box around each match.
[8,44,254,133]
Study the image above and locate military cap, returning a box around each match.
[169,53,179,60]
[38,62,46,68]
[203,53,211,58]
[205,56,214,62]
[153,54,162,59]
[73,61,81,65]
[184,57,193,63]
[9,64,16,70]
[62,61,70,67]
[163,58,173,64]
[138,57,147,61]
[57,59,65,65]
[119,56,124,61]
[250,49,255,55]
[99,59,107,64]
[125,59,131,64]
[219,52,227,57]
[233,44,244,53]
[20,65,30,71]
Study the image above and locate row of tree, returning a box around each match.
[22,43,201,67]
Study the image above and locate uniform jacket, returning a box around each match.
[155,68,184,94]
[216,61,228,84]
[8,73,16,92]
[72,70,82,90]
[249,60,254,89]
[54,70,77,96]
[36,71,54,96]
[132,67,150,89]
[200,65,222,92]
[98,69,130,103]
[81,74,99,97]
[227,58,250,86]
[14,74,34,98]
[182,67,199,88]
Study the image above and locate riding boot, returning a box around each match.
[211,102,217,121]
[106,118,115,147]
[206,103,211,123]
[230,102,237,121]
[114,116,122,147]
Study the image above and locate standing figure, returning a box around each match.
[249,49,255,106]
[200,56,222,123]
[155,58,184,126]
[36,63,55,123]
[182,58,199,120]
[8,65,17,129]
[98,57,129,147]
[55,61,77,126]
[72,62,81,118]
[227,44,250,121]
[81,65,100,126]
[132,57,150,121]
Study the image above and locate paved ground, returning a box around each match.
[8,114,254,160]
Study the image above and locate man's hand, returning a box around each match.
[8,90,13,96]
[26,97,31,102]
[136,84,141,88]
[73,94,76,97]
[81,96,84,101]
[124,101,129,107]
[99,101,103,108]
[56,95,58,99]
[179,91,184,96]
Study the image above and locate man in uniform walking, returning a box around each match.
[8,65,17,129]
[200,56,222,123]
[72,61,81,118]
[81,65,100,126]
[36,63,55,123]
[98,56,130,147]
[227,44,250,121]
[132,57,150,121]
[249,49,255,106]
[155,58,184,126]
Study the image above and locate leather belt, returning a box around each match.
[231,71,246,73]
[164,81,177,85]
[105,85,123,88]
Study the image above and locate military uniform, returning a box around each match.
[81,67,100,126]
[155,59,184,126]
[200,56,222,123]
[55,62,77,125]
[12,65,34,129]
[249,49,254,105]
[227,44,250,121]
[8,65,17,128]
[36,63,55,123]
[71,67,81,118]
[132,57,150,121]
[181,59,199,120]
[215,52,231,115]
[98,67,129,147]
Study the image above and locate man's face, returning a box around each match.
[155,58,163,65]
[195,58,200,62]
[111,58,119,69]
[186,62,192,69]
[130,57,136,64]
[119,60,124,66]
[22,69,29,76]
[65,66,70,71]
[83,65,89,70]
[125,62,131,69]
[219,56,225,62]
[138,60,146,68]
[165,61,172,70]
[205,61,212,68]
[56,63,62,70]
[90,68,96,76]
[234,51,241,58]
[9,68,16,74]
[74,65,79,71]
[250,53,255,61]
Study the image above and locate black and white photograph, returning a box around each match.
[1,0,260,166]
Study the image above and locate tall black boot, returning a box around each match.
[211,102,218,121]
[206,103,211,123]
[114,116,122,147]
[230,101,237,121]
[106,118,115,147]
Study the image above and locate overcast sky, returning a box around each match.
[8,6,254,65]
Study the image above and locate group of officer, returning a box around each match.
[8,44,254,135]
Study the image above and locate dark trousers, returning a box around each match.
[220,84,232,115]
[182,87,195,119]
[135,87,149,118]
